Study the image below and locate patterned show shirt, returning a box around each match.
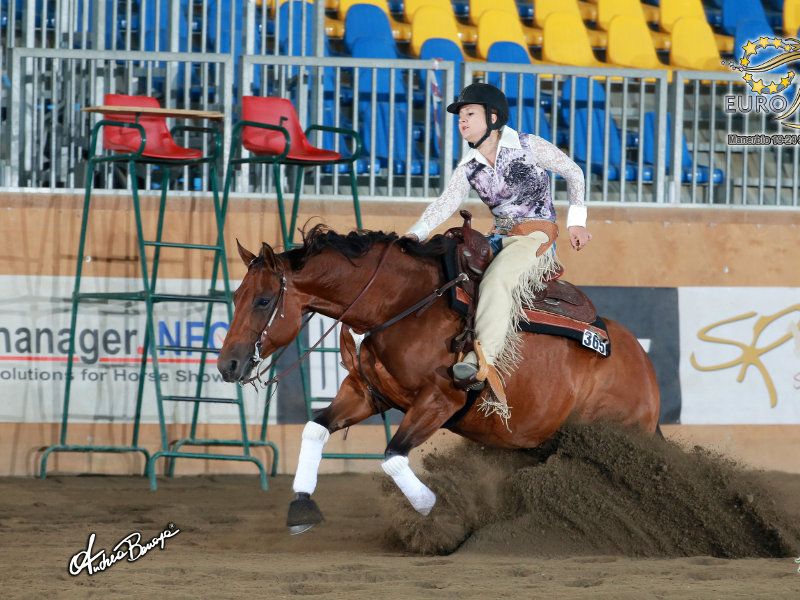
[408,127,586,241]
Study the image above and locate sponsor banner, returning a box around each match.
[5,275,797,425]
[679,287,800,424]
[0,275,273,425]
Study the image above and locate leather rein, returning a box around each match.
[239,241,468,400]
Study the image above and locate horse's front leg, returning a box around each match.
[287,374,377,534]
[381,385,457,516]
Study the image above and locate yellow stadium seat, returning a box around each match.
[595,0,646,30]
[476,9,529,60]
[670,17,725,71]
[470,0,519,26]
[404,0,450,22]
[659,0,705,33]
[534,0,580,28]
[533,0,607,47]
[786,0,800,37]
[410,6,463,56]
[542,12,604,67]
[607,14,666,70]
[658,0,731,53]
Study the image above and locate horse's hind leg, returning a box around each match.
[287,375,376,534]
[382,386,457,516]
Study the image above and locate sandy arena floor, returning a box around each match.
[2,425,800,599]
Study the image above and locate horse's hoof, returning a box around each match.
[286,493,323,534]
[288,523,316,535]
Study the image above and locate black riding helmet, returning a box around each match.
[447,83,509,149]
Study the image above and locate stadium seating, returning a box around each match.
[642,112,724,184]
[658,0,734,52]
[670,16,726,71]
[721,0,773,36]
[344,4,396,53]
[542,12,604,68]
[784,0,800,36]
[476,9,530,61]
[606,14,667,70]
[533,0,607,47]
[410,4,462,57]
[350,36,439,176]
[595,0,671,50]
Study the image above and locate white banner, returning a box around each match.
[0,275,274,425]
[679,287,800,424]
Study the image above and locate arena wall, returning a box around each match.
[1,191,798,477]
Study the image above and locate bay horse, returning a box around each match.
[217,226,659,533]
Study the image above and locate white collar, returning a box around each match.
[458,127,522,168]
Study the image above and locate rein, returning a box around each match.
[354,271,468,412]
[240,241,396,387]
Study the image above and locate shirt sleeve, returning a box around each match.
[527,135,588,228]
[406,165,471,241]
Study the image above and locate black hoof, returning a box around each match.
[286,492,323,535]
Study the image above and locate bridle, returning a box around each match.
[239,241,396,387]
[237,240,469,412]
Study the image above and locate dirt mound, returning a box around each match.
[384,422,800,557]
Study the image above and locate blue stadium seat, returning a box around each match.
[351,36,439,176]
[721,0,773,36]
[344,4,396,54]
[419,38,464,161]
[643,112,724,184]
[557,79,647,181]
[486,42,552,141]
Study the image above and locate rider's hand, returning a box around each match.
[402,232,420,242]
[568,226,592,251]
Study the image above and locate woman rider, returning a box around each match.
[404,83,591,395]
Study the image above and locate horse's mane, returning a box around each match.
[281,224,453,270]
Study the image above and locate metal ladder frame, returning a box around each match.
[39,116,276,490]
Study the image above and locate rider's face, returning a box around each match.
[458,104,496,145]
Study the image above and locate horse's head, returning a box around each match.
[217,240,304,383]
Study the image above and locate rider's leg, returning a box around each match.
[382,385,456,515]
[456,230,553,379]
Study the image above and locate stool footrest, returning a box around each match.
[157,345,220,354]
[163,395,240,404]
[76,291,147,301]
[144,241,221,251]
[151,292,229,303]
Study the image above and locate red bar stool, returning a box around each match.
[224,96,363,247]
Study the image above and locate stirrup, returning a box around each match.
[452,361,485,391]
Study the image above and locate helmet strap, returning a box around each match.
[467,107,494,150]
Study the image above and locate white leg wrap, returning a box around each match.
[292,421,330,495]
[381,455,436,516]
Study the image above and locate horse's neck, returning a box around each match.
[290,245,440,331]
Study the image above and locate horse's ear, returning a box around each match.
[237,239,256,266]
[260,242,278,269]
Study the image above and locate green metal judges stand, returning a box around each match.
[226,96,392,460]
[39,96,277,489]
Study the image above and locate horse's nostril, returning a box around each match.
[229,359,238,375]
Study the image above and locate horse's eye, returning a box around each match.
[255,297,271,308]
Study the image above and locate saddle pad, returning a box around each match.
[520,310,611,358]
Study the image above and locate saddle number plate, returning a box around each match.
[582,329,608,356]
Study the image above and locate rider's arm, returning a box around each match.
[406,165,471,242]
[527,135,587,229]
